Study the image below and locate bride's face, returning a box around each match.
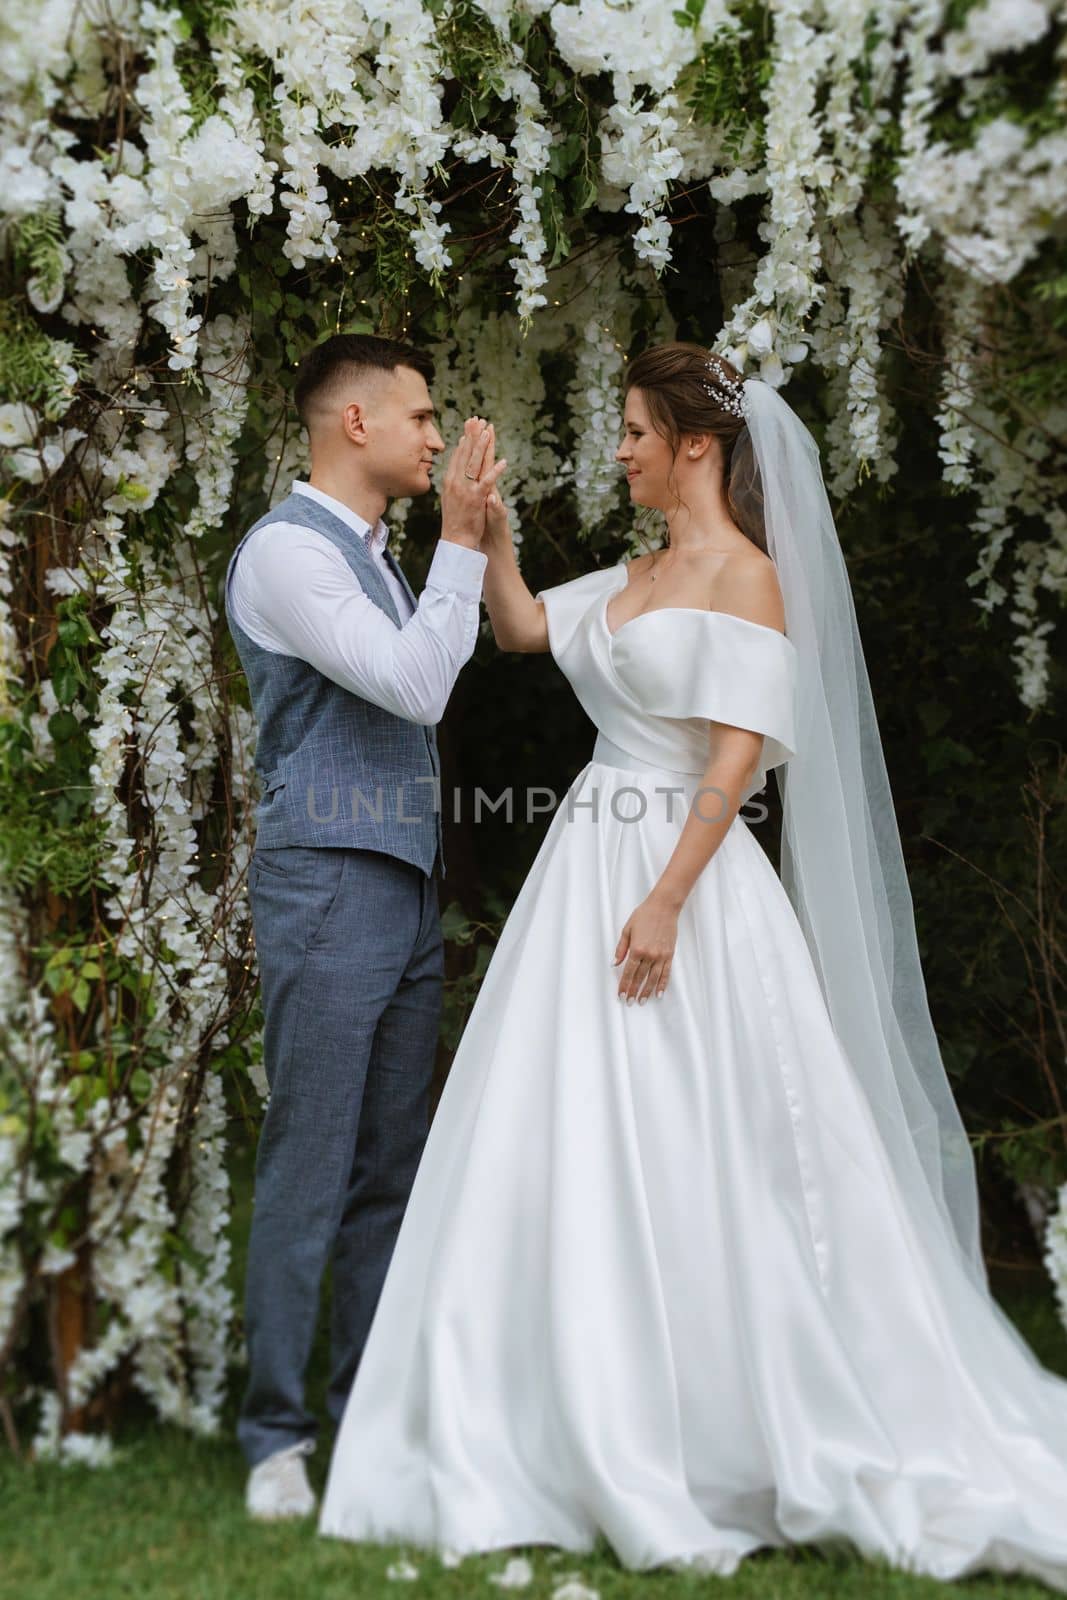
[615,387,676,510]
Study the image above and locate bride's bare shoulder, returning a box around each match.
[709,548,786,634]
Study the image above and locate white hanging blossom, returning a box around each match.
[42,504,252,1432]
[960,393,1065,708]
[942,0,1051,79]
[719,0,834,385]
[179,1073,234,1430]
[452,17,552,313]
[567,294,630,532]
[263,419,311,508]
[431,300,561,552]
[184,315,252,539]
[600,85,684,273]
[502,62,553,318]
[936,275,984,491]
[551,0,733,273]
[897,116,1067,285]
[569,316,625,529]
[1044,1184,1067,1340]
[811,210,903,491]
[894,0,950,256]
[1007,538,1062,713]
[821,0,902,217]
[0,884,32,1353]
[135,3,203,370]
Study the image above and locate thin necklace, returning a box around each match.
[649,547,668,582]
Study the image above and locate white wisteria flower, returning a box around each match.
[942,0,1051,78]
[0,403,38,449]
[1044,1184,1067,1338]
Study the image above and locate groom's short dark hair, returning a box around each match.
[293,334,435,428]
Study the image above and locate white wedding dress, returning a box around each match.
[319,562,1067,1590]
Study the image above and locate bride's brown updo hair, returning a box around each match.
[623,341,766,552]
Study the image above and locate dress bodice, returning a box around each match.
[535,563,798,800]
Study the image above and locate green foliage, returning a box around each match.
[438,897,506,1051]
[0,590,108,900]
[539,90,601,269]
[673,0,707,28]
[0,299,86,418]
[526,21,602,256]
[435,0,513,121]
[681,3,772,161]
[9,211,67,306]
[173,0,239,127]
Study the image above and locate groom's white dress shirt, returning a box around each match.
[228,480,488,725]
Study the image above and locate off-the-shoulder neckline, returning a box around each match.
[603,563,792,646]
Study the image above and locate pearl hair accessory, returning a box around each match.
[701,357,747,419]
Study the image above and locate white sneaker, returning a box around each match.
[246,1438,317,1520]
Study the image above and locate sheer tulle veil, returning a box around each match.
[730,378,988,1293]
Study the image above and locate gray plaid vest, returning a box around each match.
[224,492,444,879]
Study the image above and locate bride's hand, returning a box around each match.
[613,896,678,1002]
[484,485,512,551]
[478,423,511,551]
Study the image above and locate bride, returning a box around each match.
[317,342,1067,1589]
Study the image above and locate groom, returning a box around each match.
[223,333,505,1519]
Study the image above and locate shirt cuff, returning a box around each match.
[426,537,488,601]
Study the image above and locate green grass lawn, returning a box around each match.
[5,1431,1066,1600]
[3,1151,1066,1600]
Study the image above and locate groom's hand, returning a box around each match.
[440,417,507,549]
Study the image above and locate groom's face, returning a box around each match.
[361,364,445,500]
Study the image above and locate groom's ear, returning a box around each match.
[340,400,370,447]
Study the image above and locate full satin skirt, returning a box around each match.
[319,757,1067,1590]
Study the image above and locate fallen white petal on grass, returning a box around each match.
[385,1558,419,1581]
[489,1555,534,1587]
[551,1580,601,1600]
[438,1546,463,1567]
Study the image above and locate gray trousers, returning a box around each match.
[238,844,443,1467]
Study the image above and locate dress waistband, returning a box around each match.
[591,732,703,782]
